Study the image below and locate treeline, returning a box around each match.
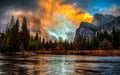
[0,17,120,53]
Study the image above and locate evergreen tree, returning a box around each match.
[112,24,118,49]
[35,33,39,41]
[115,29,120,49]
[7,17,20,51]
[74,38,81,50]
[99,39,113,50]
[91,37,100,50]
[80,39,86,50]
[34,33,39,50]
[14,19,20,50]
[0,33,6,51]
[6,16,15,50]
[41,38,45,49]
[117,29,120,49]
[21,17,30,50]
[85,40,91,50]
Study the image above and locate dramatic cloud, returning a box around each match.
[101,5,120,16]
[9,0,93,41]
[0,0,38,10]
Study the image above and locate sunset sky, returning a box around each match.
[0,0,120,41]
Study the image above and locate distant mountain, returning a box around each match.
[75,22,98,40]
[92,13,115,26]
[101,16,120,31]
[75,13,120,40]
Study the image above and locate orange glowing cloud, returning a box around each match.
[38,0,93,26]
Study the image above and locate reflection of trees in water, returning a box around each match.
[18,67,29,75]
[0,55,40,75]
[0,63,28,75]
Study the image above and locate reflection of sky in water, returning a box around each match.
[47,56,75,75]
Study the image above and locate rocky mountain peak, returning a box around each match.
[92,13,115,26]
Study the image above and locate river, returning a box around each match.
[0,54,120,75]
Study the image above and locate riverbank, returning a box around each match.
[11,50,120,56]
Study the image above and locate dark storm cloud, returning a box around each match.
[0,0,38,10]
[0,0,38,16]
[0,0,38,24]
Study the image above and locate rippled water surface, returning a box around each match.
[0,54,120,75]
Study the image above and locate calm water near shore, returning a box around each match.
[0,54,120,75]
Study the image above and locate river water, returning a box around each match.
[0,55,120,75]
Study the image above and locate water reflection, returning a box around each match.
[47,56,75,75]
[0,55,120,75]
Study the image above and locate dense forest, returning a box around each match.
[0,17,120,53]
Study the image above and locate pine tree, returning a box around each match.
[99,39,113,50]
[14,19,20,50]
[21,17,30,50]
[34,33,39,50]
[35,33,39,41]
[5,17,15,50]
[112,24,118,49]
[7,17,20,51]
[91,37,100,50]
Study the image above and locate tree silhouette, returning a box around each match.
[21,17,30,50]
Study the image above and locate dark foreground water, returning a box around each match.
[0,54,120,75]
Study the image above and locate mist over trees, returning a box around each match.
[0,16,120,53]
